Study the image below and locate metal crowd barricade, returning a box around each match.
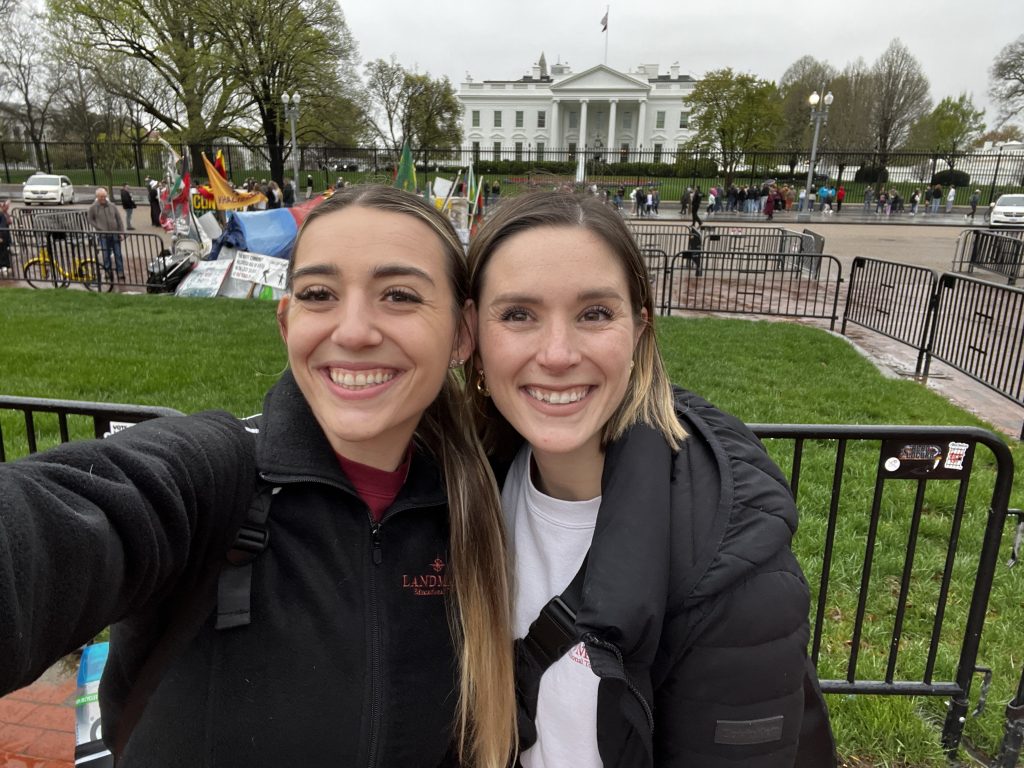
[842,257,939,374]
[6,228,167,289]
[0,395,183,462]
[953,229,1024,286]
[656,250,843,328]
[11,207,91,232]
[750,423,1018,763]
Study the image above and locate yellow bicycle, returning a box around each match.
[22,241,110,291]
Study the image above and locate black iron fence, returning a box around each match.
[953,229,1024,286]
[5,226,166,290]
[628,223,842,327]
[843,258,1024,437]
[751,423,1020,763]
[3,141,1022,206]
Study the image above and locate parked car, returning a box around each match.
[989,193,1024,227]
[22,174,75,205]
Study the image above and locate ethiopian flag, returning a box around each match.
[393,141,417,193]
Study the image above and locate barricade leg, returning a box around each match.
[995,676,1024,768]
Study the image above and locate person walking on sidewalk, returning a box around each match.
[946,185,956,214]
[146,177,161,226]
[120,184,137,230]
[0,199,12,278]
[87,187,126,282]
[931,183,942,214]
[968,189,981,222]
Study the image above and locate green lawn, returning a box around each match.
[1,289,1021,767]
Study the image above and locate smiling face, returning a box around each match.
[474,225,645,481]
[277,205,471,470]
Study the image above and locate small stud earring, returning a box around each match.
[475,371,490,397]
[449,358,465,369]
[629,360,635,372]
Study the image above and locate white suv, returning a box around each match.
[22,174,75,205]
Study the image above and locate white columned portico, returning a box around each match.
[608,99,617,153]
[637,100,647,151]
[579,99,589,148]
[550,99,560,147]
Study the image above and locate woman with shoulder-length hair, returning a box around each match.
[464,191,835,767]
[0,185,516,768]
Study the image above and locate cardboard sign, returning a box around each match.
[230,250,288,290]
[176,259,233,297]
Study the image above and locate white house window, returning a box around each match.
[655,111,665,129]
[493,141,501,159]
[620,143,630,162]
[515,142,523,161]
[471,110,480,128]
[515,111,524,128]
[537,111,546,128]
[679,112,690,128]
[653,143,663,163]
[622,112,632,129]
[536,142,545,160]
[569,111,578,129]
[493,111,502,128]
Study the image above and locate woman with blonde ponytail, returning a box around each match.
[0,185,515,767]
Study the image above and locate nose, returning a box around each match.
[329,295,384,349]
[536,318,581,371]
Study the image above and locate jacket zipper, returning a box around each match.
[582,632,655,734]
[367,520,383,767]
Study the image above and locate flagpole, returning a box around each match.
[604,5,609,65]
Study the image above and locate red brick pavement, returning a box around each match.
[0,662,76,768]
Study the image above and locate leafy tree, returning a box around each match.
[869,39,931,164]
[906,93,985,172]
[976,125,1024,146]
[0,8,61,168]
[47,0,246,158]
[684,68,783,185]
[191,0,364,184]
[364,57,462,165]
[989,34,1024,127]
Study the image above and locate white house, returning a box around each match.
[458,55,698,163]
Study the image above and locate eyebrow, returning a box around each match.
[489,287,626,305]
[290,262,436,286]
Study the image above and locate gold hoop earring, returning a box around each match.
[475,371,490,397]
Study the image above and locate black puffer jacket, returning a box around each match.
[516,388,835,767]
[0,371,460,767]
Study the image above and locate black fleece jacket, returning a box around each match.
[0,371,460,767]
[515,388,835,767]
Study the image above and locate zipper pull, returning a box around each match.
[371,523,383,565]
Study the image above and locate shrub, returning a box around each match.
[930,169,970,188]
[854,166,889,184]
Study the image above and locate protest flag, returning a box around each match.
[394,141,417,193]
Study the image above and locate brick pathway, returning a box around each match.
[0,662,76,767]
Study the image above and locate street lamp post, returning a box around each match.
[281,92,302,189]
[799,89,833,221]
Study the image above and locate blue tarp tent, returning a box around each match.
[208,209,298,261]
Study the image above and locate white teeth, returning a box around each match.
[526,387,589,404]
[329,369,395,389]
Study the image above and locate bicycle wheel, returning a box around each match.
[23,259,64,289]
[75,259,110,292]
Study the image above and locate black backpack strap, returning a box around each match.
[216,481,278,629]
[514,554,588,756]
[113,473,277,759]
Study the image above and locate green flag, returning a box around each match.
[394,142,417,193]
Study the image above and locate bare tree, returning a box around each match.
[777,55,837,149]
[989,34,1024,128]
[0,8,62,168]
[869,39,931,163]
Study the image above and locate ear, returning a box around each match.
[456,299,477,364]
[635,307,649,347]
[276,296,290,344]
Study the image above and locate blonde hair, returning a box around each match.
[465,191,686,462]
[289,185,516,767]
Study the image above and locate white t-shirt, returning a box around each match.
[503,445,603,768]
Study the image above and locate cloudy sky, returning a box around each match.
[344,0,1023,125]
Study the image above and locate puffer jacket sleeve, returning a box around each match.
[653,548,811,766]
[0,411,256,695]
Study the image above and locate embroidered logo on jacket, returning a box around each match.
[402,557,452,596]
